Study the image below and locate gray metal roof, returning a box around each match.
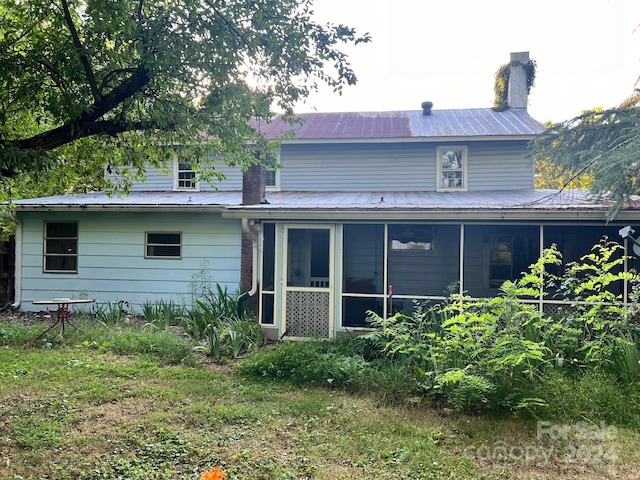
[14,190,638,222]
[13,191,242,210]
[254,108,547,141]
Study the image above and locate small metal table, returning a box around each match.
[31,298,95,340]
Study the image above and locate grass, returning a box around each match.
[1,319,640,479]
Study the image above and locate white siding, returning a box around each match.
[280,143,437,191]
[117,140,533,193]
[467,141,534,190]
[130,163,243,192]
[279,141,533,192]
[19,211,242,312]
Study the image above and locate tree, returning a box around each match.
[531,95,640,219]
[0,0,370,194]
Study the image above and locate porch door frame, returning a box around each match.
[281,223,335,339]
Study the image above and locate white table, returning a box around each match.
[31,298,95,339]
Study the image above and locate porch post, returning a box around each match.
[459,224,465,295]
[539,225,544,312]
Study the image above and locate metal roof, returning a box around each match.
[14,190,639,221]
[254,108,547,141]
[13,191,241,210]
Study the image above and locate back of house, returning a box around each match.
[12,52,640,339]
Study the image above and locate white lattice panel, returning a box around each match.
[285,291,330,337]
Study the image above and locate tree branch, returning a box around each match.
[61,0,100,101]
[5,65,151,152]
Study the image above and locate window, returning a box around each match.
[174,159,198,191]
[437,146,467,191]
[146,232,182,258]
[44,222,78,273]
[265,152,280,191]
[265,168,277,189]
[489,235,512,288]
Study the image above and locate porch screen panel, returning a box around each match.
[463,225,539,298]
[262,223,276,291]
[544,225,628,299]
[342,224,384,327]
[387,224,460,297]
[287,228,330,288]
[260,223,276,325]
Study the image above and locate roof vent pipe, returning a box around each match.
[421,101,433,116]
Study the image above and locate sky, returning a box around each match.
[293,0,640,124]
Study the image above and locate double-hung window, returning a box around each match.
[174,159,198,191]
[44,222,78,273]
[437,146,467,191]
[264,150,280,191]
[146,232,182,258]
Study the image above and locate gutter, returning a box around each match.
[236,218,262,317]
[8,211,21,309]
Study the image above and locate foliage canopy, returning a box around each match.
[532,95,640,219]
[0,0,370,195]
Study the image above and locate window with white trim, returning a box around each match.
[436,146,467,191]
[145,232,182,258]
[174,159,198,191]
[264,151,280,191]
[44,222,78,273]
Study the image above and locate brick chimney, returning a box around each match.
[507,51,530,110]
[242,163,266,206]
[240,163,265,314]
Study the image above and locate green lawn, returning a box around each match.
[2,344,639,479]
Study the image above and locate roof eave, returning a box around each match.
[14,204,229,213]
[221,207,625,222]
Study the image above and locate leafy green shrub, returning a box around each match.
[365,239,640,413]
[430,367,496,411]
[239,339,412,396]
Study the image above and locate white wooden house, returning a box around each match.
[11,52,640,339]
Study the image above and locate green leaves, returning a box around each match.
[532,98,640,219]
[0,0,370,194]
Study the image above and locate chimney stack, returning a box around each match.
[242,163,266,206]
[507,51,529,110]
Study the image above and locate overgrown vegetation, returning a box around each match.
[242,238,640,428]
[4,238,640,477]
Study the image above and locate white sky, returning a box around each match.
[293,0,640,124]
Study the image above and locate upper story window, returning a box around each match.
[174,159,199,191]
[437,146,467,191]
[264,151,280,191]
[44,222,78,273]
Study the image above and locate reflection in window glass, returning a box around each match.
[438,147,465,189]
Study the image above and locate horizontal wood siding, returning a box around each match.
[121,140,532,193]
[280,141,532,192]
[19,211,242,311]
[281,143,437,191]
[130,163,243,192]
[467,141,533,190]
